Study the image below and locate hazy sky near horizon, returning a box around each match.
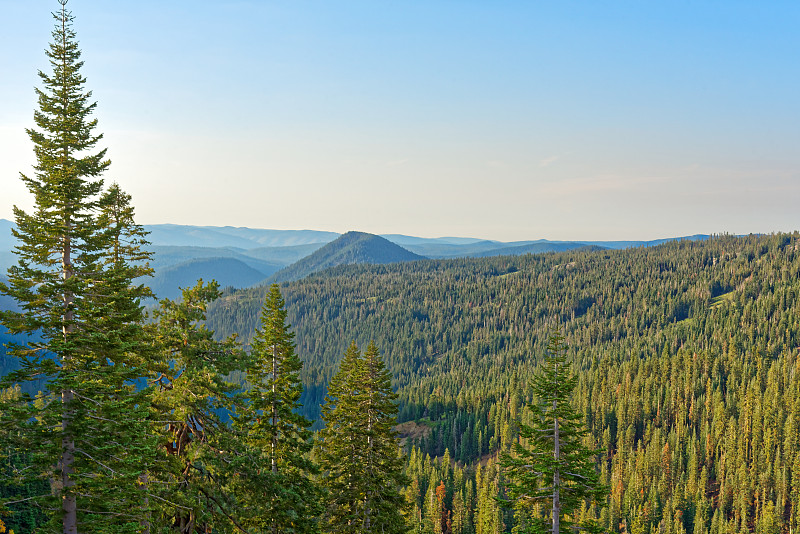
[1,1,799,242]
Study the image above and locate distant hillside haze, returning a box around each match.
[0,219,14,251]
[379,234,490,246]
[402,240,607,258]
[149,257,275,300]
[401,240,505,258]
[268,231,425,284]
[0,219,712,299]
[149,245,284,273]
[230,243,327,265]
[144,224,339,249]
[0,275,18,312]
[0,251,13,273]
[0,218,710,256]
[146,243,326,298]
[469,242,606,258]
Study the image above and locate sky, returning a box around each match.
[1,1,799,242]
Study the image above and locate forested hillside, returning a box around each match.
[207,233,800,534]
[468,241,604,258]
[268,230,425,283]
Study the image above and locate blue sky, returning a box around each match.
[1,1,798,241]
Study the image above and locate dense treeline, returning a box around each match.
[2,280,406,533]
[206,232,800,533]
[210,234,797,423]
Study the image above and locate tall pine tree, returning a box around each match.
[0,2,155,532]
[317,341,408,534]
[502,331,606,534]
[230,284,320,533]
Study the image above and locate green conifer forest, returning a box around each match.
[205,232,800,534]
[2,2,800,534]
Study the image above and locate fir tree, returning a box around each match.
[0,2,154,532]
[502,331,606,534]
[317,341,408,533]
[148,280,243,533]
[230,284,320,533]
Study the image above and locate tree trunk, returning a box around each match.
[62,219,77,534]
[553,403,560,534]
[140,472,151,534]
[62,388,77,534]
[58,2,77,528]
[272,344,278,534]
[272,343,278,475]
[365,396,373,532]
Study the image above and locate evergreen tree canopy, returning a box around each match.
[231,284,320,533]
[147,280,243,533]
[0,2,155,532]
[502,332,605,534]
[317,341,409,534]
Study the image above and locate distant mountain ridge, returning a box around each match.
[0,219,712,298]
[401,240,606,258]
[470,242,606,258]
[144,244,326,298]
[268,231,425,284]
[0,218,710,255]
[150,257,272,301]
[149,245,284,273]
[144,224,339,249]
